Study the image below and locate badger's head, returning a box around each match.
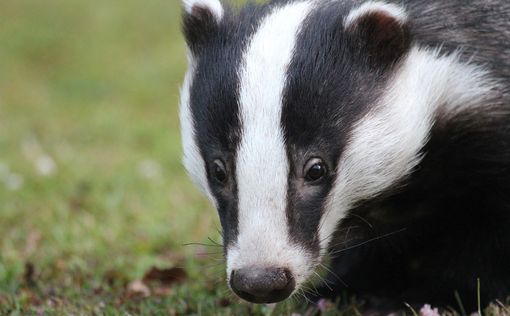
[179,0,485,304]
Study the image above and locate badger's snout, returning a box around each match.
[230,267,295,303]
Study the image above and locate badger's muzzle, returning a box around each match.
[230,267,295,303]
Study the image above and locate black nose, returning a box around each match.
[230,267,295,304]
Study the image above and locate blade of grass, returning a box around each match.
[455,290,467,316]
[404,302,419,316]
[477,278,482,316]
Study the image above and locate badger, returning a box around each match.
[179,0,510,311]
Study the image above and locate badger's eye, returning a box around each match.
[304,158,327,183]
[212,159,227,184]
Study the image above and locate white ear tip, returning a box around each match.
[344,1,407,28]
[183,0,224,22]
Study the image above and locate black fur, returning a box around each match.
[316,103,510,313]
[409,0,510,83]
[296,1,510,312]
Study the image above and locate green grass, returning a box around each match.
[0,1,509,315]
[0,0,275,314]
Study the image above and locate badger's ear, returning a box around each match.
[182,0,224,50]
[344,2,411,66]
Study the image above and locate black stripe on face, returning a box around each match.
[281,2,399,254]
[188,4,271,249]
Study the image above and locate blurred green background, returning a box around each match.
[0,0,266,314]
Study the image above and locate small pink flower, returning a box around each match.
[420,304,440,316]
[317,298,334,312]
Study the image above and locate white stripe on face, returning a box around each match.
[319,47,496,252]
[180,55,215,203]
[227,1,315,286]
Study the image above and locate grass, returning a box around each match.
[0,0,272,314]
[0,1,508,315]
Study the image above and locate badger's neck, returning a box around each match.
[319,46,499,252]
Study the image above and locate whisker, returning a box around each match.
[215,227,224,240]
[343,225,358,243]
[291,288,305,306]
[319,225,362,245]
[182,242,223,248]
[329,228,407,257]
[324,236,362,253]
[349,213,373,228]
[317,225,362,255]
[207,236,224,247]
[318,262,348,288]
[312,271,332,292]
[298,286,316,306]
[195,251,224,256]
[303,280,321,300]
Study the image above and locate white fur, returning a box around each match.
[344,1,407,29]
[319,47,497,253]
[183,0,224,22]
[180,54,215,203]
[227,1,315,289]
